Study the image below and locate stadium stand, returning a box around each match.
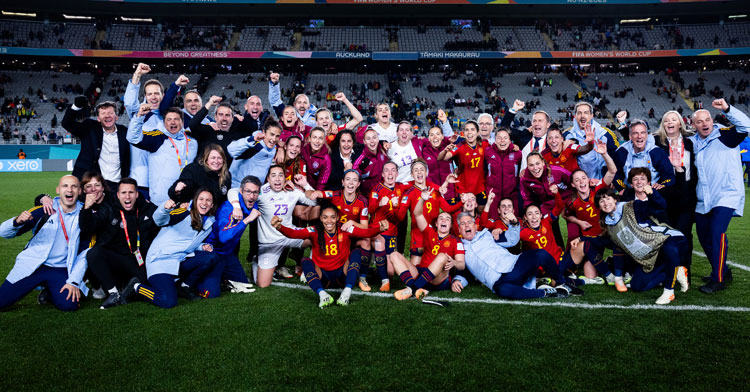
[3,19,750,52]
[3,65,750,144]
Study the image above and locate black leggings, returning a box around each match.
[87,247,148,291]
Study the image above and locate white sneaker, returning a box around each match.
[227,280,256,293]
[605,273,616,286]
[577,275,605,285]
[655,289,675,305]
[300,273,307,284]
[318,291,334,308]
[92,287,106,300]
[276,266,294,279]
[676,266,689,293]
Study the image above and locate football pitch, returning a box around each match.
[1,172,748,391]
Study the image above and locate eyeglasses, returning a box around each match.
[243,190,260,195]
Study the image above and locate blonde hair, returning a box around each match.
[655,110,693,145]
[199,144,230,188]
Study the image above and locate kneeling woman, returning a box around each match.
[130,189,220,308]
[594,181,689,305]
[272,200,388,308]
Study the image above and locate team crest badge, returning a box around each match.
[561,156,567,162]
[313,162,319,169]
[541,227,547,234]
[443,240,450,247]
[338,233,344,242]
[509,153,514,160]
[217,134,224,141]
[479,147,484,154]
[119,221,125,229]
[353,207,359,215]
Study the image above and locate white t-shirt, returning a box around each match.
[388,140,418,184]
[99,129,121,182]
[257,184,317,244]
[372,122,398,143]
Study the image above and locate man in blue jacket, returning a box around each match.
[612,119,675,192]
[690,98,750,293]
[455,212,583,299]
[0,175,87,311]
[207,175,261,291]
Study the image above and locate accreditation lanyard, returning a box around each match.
[120,210,140,253]
[167,136,189,169]
[58,210,69,243]
[670,136,685,163]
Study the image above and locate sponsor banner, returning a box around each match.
[1,47,749,59]
[0,159,42,172]
[99,0,727,3]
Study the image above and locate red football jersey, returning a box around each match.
[479,210,510,231]
[284,159,307,182]
[451,140,488,195]
[397,182,463,250]
[278,224,380,270]
[322,191,369,225]
[520,216,563,262]
[368,182,406,236]
[419,225,465,269]
[566,182,607,237]
[542,145,580,173]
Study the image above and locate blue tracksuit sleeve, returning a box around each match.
[612,148,627,191]
[632,191,668,222]
[160,82,180,117]
[438,119,454,137]
[495,223,521,247]
[268,81,285,118]
[227,136,259,159]
[0,206,46,238]
[124,81,141,118]
[216,206,248,244]
[718,105,750,148]
[605,130,619,154]
[67,250,87,287]
[127,115,163,152]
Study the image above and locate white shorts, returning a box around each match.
[257,238,305,269]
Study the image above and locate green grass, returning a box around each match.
[1,172,749,391]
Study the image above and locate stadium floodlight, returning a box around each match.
[620,18,651,24]
[728,15,747,19]
[63,14,93,20]
[120,17,153,22]
[1,11,36,17]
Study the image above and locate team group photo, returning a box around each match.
[0,0,749,390]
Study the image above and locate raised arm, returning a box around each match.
[594,140,617,186]
[412,188,431,232]
[336,93,363,130]
[436,109,454,137]
[124,63,151,118]
[268,72,285,119]
[61,97,91,137]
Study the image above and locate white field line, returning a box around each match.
[271,282,750,312]
[692,250,750,272]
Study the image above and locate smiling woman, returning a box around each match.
[129,189,219,309]
[168,144,231,206]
